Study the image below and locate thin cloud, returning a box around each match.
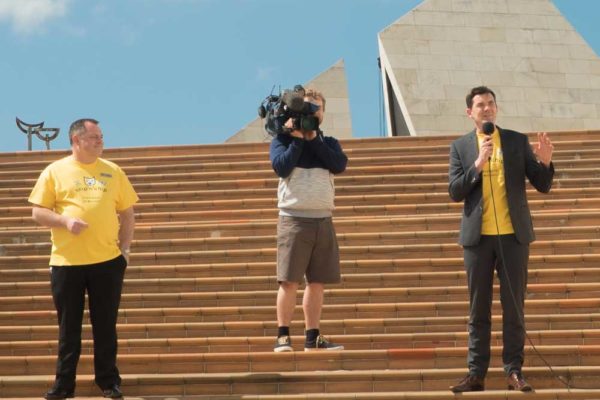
[0,0,69,35]
[256,66,278,81]
[91,3,108,17]
[119,25,141,46]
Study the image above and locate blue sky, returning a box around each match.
[1,0,598,152]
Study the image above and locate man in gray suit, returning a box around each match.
[448,86,554,392]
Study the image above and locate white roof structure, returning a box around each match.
[379,0,600,136]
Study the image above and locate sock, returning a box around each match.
[306,328,320,342]
[278,326,290,338]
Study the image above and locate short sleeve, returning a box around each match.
[28,166,56,209]
[115,167,139,211]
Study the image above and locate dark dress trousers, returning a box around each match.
[448,127,554,376]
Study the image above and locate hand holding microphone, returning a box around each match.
[474,122,495,172]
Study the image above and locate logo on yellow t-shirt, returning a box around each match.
[76,176,107,193]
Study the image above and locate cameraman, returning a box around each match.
[269,89,347,352]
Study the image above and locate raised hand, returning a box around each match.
[534,132,553,167]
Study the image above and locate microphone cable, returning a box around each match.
[486,157,586,390]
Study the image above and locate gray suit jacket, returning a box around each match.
[448,127,554,246]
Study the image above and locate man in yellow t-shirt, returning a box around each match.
[29,119,138,400]
[448,87,554,393]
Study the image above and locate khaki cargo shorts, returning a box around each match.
[276,215,341,284]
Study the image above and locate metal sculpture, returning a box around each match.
[16,117,60,150]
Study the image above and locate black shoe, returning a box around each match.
[449,374,485,393]
[507,371,533,392]
[274,335,293,352]
[101,384,123,399]
[44,386,74,400]
[304,334,344,351]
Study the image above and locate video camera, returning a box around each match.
[258,85,320,137]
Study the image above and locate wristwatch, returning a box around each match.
[122,248,130,256]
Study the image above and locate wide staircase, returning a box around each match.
[1,131,600,399]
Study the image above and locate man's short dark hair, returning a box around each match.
[466,86,496,108]
[69,118,99,145]
[304,88,326,112]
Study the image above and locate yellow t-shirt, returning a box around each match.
[28,156,139,266]
[477,129,515,235]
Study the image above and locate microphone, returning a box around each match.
[482,122,494,162]
[482,122,495,135]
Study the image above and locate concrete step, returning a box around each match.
[4,368,600,398]
[4,225,600,255]
[0,129,597,162]
[1,281,599,312]
[2,211,600,245]
[3,177,598,211]
[2,313,599,342]
[4,207,600,232]
[3,198,600,225]
[1,345,600,376]
[0,144,589,175]
[3,159,600,189]
[1,237,598,267]
[2,328,600,356]
[1,298,598,325]
[1,267,600,296]
[1,128,599,159]
[1,131,599,398]
[1,153,599,184]
[3,143,600,174]
[5,184,600,207]
[1,172,596,201]
[2,225,600,253]
[2,254,598,284]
